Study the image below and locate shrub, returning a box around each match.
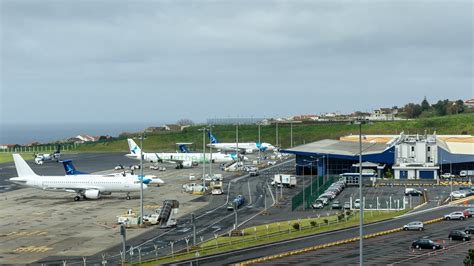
[310,220,317,227]
[345,210,352,216]
[292,223,300,230]
[323,219,329,224]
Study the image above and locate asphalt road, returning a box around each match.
[172,205,471,265]
[34,157,296,265]
[255,212,474,265]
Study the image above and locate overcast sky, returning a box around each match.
[1,0,472,125]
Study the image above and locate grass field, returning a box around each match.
[143,209,408,265]
[75,113,474,153]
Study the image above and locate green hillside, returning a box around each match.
[75,113,474,153]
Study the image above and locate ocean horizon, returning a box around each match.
[0,122,170,145]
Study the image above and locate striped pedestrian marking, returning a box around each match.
[4,231,48,237]
[13,246,53,253]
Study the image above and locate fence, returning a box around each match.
[0,144,76,153]
[291,175,338,211]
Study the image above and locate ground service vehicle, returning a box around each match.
[460,170,474,177]
[449,230,471,241]
[403,221,424,231]
[227,195,245,210]
[354,199,361,209]
[411,239,442,250]
[271,174,297,188]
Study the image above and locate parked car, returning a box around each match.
[463,208,474,218]
[441,173,456,179]
[403,221,424,231]
[114,164,124,170]
[317,197,329,205]
[444,211,466,220]
[449,230,471,241]
[332,201,342,209]
[411,239,442,250]
[343,202,351,210]
[354,199,361,209]
[267,161,276,166]
[465,225,474,234]
[130,165,140,170]
[450,191,467,199]
[405,188,423,196]
[312,200,324,209]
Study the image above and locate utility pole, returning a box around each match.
[258,123,261,164]
[198,128,207,188]
[357,119,365,266]
[120,224,126,264]
[139,134,144,226]
[192,213,196,246]
[276,122,279,148]
[236,124,239,167]
[290,122,293,148]
[209,126,213,177]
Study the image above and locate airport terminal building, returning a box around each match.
[281,133,474,180]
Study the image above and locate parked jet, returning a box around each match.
[207,131,275,154]
[34,145,61,165]
[126,139,243,169]
[61,160,164,186]
[9,154,146,201]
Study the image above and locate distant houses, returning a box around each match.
[144,124,191,133]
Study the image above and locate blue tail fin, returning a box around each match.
[62,160,88,175]
[178,144,190,153]
[207,131,219,144]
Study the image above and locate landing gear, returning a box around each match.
[74,196,81,201]
[176,164,184,169]
[126,193,131,200]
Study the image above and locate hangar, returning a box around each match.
[281,133,474,180]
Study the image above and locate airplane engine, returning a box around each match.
[182,161,193,168]
[84,189,101,199]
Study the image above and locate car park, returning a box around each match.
[444,211,466,220]
[449,230,471,241]
[465,225,474,234]
[463,208,474,218]
[403,221,424,231]
[331,200,342,209]
[411,239,442,250]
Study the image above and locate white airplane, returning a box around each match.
[34,145,61,165]
[207,131,276,154]
[61,159,164,186]
[9,154,147,201]
[126,139,244,169]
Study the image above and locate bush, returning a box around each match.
[323,219,329,224]
[292,223,300,230]
[345,210,352,216]
[310,220,317,227]
[338,214,345,221]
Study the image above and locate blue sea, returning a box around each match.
[0,122,168,145]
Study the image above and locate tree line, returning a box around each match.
[402,97,467,119]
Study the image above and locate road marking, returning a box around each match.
[13,245,53,253]
[5,231,48,237]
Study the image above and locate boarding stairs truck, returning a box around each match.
[224,161,243,172]
[157,200,179,228]
[271,174,297,188]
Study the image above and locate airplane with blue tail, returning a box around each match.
[61,160,164,186]
[206,131,276,154]
[126,139,242,169]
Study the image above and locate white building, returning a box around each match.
[392,133,439,179]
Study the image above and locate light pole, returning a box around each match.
[443,159,453,202]
[198,128,207,188]
[209,126,214,177]
[139,134,145,226]
[276,122,279,148]
[258,123,261,164]
[356,119,366,266]
[236,124,239,167]
[290,122,293,148]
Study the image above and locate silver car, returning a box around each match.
[444,211,466,220]
[403,221,424,231]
